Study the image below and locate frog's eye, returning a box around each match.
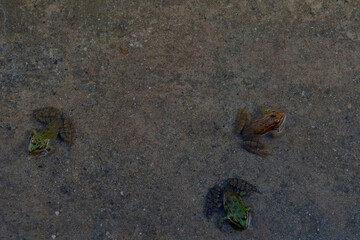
[242,216,248,220]
[274,119,280,123]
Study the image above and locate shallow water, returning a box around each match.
[0,1,359,239]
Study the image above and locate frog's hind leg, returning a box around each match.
[33,107,61,123]
[226,178,262,196]
[235,107,251,134]
[243,140,271,157]
[204,185,223,219]
[59,118,73,143]
[260,107,273,115]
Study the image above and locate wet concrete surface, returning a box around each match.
[0,1,359,239]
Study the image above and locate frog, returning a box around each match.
[29,107,73,155]
[222,189,251,231]
[235,107,286,157]
[205,178,261,232]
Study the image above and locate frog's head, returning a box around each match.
[270,110,286,129]
[276,113,286,133]
[29,137,49,155]
[226,206,251,231]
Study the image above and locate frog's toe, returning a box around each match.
[44,145,56,155]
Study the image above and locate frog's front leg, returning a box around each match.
[272,129,285,138]
[44,144,56,155]
[235,107,251,134]
[243,139,271,157]
[40,138,56,155]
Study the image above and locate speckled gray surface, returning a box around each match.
[0,1,359,239]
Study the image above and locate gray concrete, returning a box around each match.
[0,1,359,239]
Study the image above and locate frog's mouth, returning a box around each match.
[29,139,49,155]
[29,145,45,154]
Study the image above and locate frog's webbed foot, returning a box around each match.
[33,107,61,123]
[243,140,271,157]
[235,107,251,134]
[59,118,73,143]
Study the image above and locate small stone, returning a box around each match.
[346,31,357,41]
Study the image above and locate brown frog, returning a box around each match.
[235,107,286,157]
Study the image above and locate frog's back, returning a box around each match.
[39,118,62,140]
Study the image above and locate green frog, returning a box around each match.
[222,189,251,231]
[205,178,261,232]
[29,107,73,155]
